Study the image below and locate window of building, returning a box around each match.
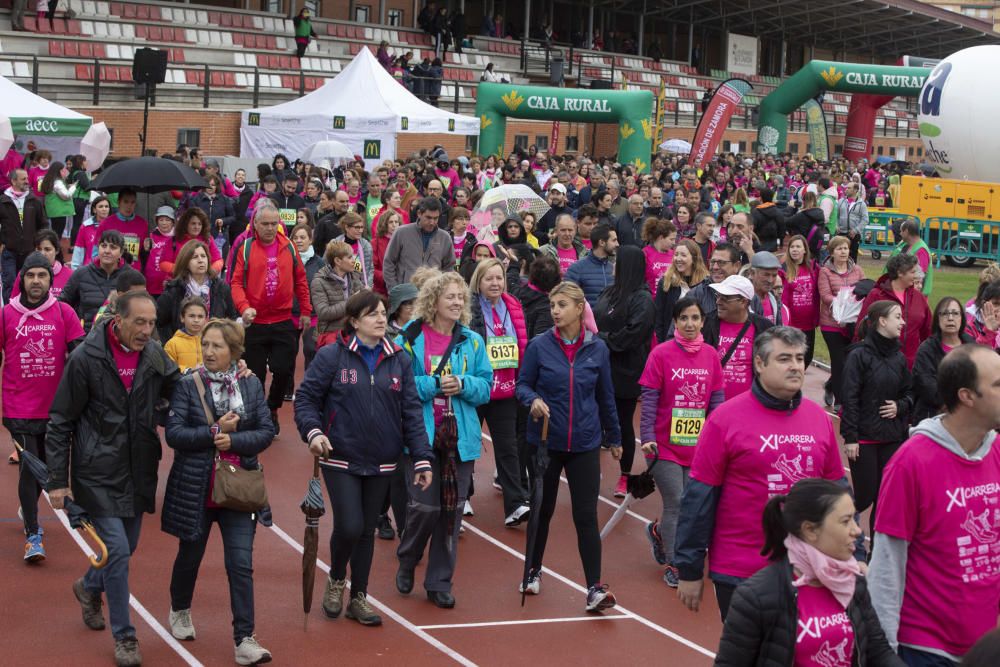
[917,146,923,157]
[177,128,200,150]
[908,145,915,156]
[535,135,549,151]
[354,5,369,22]
[514,134,528,150]
[387,8,403,26]
[877,145,884,156]
[565,135,579,152]
[834,144,843,155]
[465,135,478,152]
[788,142,799,154]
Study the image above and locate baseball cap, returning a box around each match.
[750,251,781,270]
[709,275,754,300]
[549,183,567,195]
[155,206,176,220]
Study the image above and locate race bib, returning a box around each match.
[428,355,453,376]
[278,208,297,226]
[875,194,885,207]
[123,233,140,259]
[486,335,518,369]
[669,408,705,446]
[354,257,362,274]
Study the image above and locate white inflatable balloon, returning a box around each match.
[918,45,1000,180]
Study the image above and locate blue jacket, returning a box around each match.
[161,374,274,541]
[396,321,493,463]
[516,329,620,453]
[294,335,434,475]
[564,253,614,306]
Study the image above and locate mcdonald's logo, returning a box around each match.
[333,116,346,129]
[401,116,409,130]
[363,139,381,159]
[248,113,261,126]
[448,119,455,132]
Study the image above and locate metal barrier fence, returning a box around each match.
[861,210,908,259]
[924,216,1000,269]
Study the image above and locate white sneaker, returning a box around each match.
[492,474,502,492]
[235,635,272,665]
[463,500,474,516]
[168,608,195,641]
[504,504,531,527]
[519,569,541,595]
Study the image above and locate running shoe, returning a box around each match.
[284,392,295,402]
[463,500,474,516]
[24,529,45,563]
[824,387,835,407]
[614,474,628,498]
[645,521,667,565]
[114,636,142,667]
[585,583,617,612]
[519,569,541,595]
[662,565,680,588]
[169,608,196,640]
[504,505,530,527]
[492,473,502,492]
[376,514,395,540]
[234,635,271,665]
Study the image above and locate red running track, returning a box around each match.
[1,365,846,665]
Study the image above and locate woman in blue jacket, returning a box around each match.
[295,290,434,626]
[516,281,621,612]
[161,319,274,666]
[394,271,493,609]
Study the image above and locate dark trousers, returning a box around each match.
[322,468,390,595]
[822,329,853,404]
[615,396,638,475]
[380,466,409,533]
[844,231,861,263]
[714,580,739,622]
[295,39,308,58]
[898,646,959,667]
[849,441,902,536]
[801,328,816,370]
[478,398,528,516]
[12,0,27,29]
[83,515,144,640]
[13,431,44,534]
[71,199,87,246]
[169,508,256,644]
[243,319,297,411]
[530,448,602,587]
[515,403,534,490]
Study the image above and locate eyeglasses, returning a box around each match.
[709,259,734,266]
[714,294,743,302]
[940,311,963,318]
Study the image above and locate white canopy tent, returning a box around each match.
[240,49,480,169]
[0,74,92,159]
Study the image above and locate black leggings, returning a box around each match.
[615,397,637,475]
[321,468,390,595]
[379,467,408,533]
[530,448,602,587]
[800,328,816,370]
[822,329,853,404]
[849,441,902,537]
[14,432,44,535]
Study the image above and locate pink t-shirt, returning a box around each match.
[107,324,140,392]
[783,265,820,330]
[144,230,174,295]
[74,222,101,267]
[638,340,724,466]
[718,319,756,399]
[453,235,467,262]
[556,246,577,275]
[28,166,47,197]
[10,261,72,299]
[643,245,674,294]
[580,238,593,250]
[98,214,149,271]
[422,324,453,426]
[794,585,854,667]
[690,392,843,578]
[875,433,1000,656]
[262,239,280,300]
[485,305,517,401]
[0,301,84,419]
[759,294,791,325]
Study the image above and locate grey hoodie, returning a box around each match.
[867,416,995,660]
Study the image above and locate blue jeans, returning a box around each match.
[898,646,959,667]
[169,508,257,644]
[82,515,144,640]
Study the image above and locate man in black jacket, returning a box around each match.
[268,173,307,231]
[47,291,181,667]
[0,168,49,302]
[613,194,646,247]
[313,189,351,256]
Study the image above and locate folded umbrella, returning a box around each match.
[90,156,208,194]
[435,396,460,550]
[13,441,108,569]
[600,452,658,541]
[521,416,549,606]
[300,457,325,629]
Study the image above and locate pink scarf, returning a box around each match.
[11,293,57,329]
[674,330,704,353]
[785,535,861,609]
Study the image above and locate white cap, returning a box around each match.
[549,183,567,194]
[709,275,754,300]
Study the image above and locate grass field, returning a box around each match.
[811,256,982,364]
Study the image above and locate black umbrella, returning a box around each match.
[521,416,549,606]
[300,457,325,629]
[13,441,108,569]
[89,156,208,194]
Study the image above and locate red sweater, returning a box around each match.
[230,234,312,324]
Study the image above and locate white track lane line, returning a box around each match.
[460,521,717,659]
[44,492,204,667]
[266,523,478,667]
[418,616,629,630]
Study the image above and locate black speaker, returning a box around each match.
[590,79,612,90]
[132,48,168,85]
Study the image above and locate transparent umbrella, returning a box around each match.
[659,138,692,154]
[471,184,550,238]
[300,139,355,163]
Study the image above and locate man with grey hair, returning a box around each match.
[673,326,846,621]
[606,180,627,218]
[644,187,665,218]
[613,194,647,247]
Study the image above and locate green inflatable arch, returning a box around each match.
[476,82,655,173]
[757,60,928,154]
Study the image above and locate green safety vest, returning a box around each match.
[890,237,933,297]
[45,190,76,218]
[819,193,838,236]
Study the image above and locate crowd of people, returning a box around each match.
[1,138,999,667]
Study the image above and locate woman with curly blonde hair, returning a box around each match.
[393,271,493,609]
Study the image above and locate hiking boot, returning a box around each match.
[168,608,196,640]
[504,505,530,527]
[322,577,347,618]
[519,569,541,595]
[114,636,141,667]
[345,592,382,626]
[645,521,667,566]
[614,474,628,498]
[663,565,680,588]
[24,529,45,563]
[73,577,106,630]
[376,514,395,540]
[585,583,617,613]
[234,635,272,665]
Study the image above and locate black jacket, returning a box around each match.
[594,287,655,398]
[512,283,553,340]
[313,209,345,256]
[613,211,645,247]
[156,277,239,342]
[268,192,307,219]
[785,207,826,257]
[161,374,274,541]
[0,192,49,258]
[751,203,786,252]
[654,280,692,344]
[232,187,254,244]
[910,332,972,424]
[702,312,774,350]
[715,558,904,667]
[191,192,236,236]
[46,320,181,517]
[840,331,912,444]
[60,261,128,332]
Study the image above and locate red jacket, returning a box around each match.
[230,234,311,324]
[372,233,391,296]
[855,275,931,368]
